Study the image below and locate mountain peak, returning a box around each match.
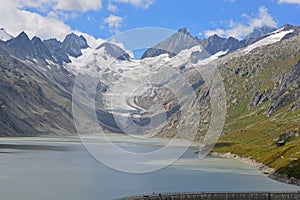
[62,33,89,58]
[64,33,83,41]
[96,42,131,61]
[5,31,33,59]
[16,31,30,41]
[200,33,242,55]
[31,36,42,42]
[142,28,199,59]
[208,34,221,39]
[245,26,276,40]
[178,28,189,35]
[282,23,295,31]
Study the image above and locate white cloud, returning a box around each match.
[104,14,124,32]
[17,0,54,10]
[277,0,300,5]
[47,10,78,21]
[107,3,118,12]
[205,29,226,37]
[18,0,102,12]
[0,1,71,40]
[112,0,154,9]
[204,7,277,39]
[55,0,102,12]
[0,0,99,46]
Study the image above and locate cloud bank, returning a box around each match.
[18,0,102,12]
[0,0,102,46]
[0,1,71,40]
[55,0,102,12]
[205,7,277,39]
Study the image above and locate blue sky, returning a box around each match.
[83,0,300,39]
[0,0,299,42]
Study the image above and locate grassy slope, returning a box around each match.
[212,35,300,179]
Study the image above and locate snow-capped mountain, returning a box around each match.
[65,24,300,136]
[0,24,299,136]
[242,25,295,54]
[141,28,200,59]
[0,28,13,41]
[0,24,299,183]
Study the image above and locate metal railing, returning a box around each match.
[118,191,300,200]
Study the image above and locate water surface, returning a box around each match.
[0,135,299,200]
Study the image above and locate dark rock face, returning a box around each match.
[0,53,76,136]
[269,172,300,186]
[278,131,296,142]
[31,36,53,61]
[281,24,300,40]
[5,32,89,65]
[267,60,300,116]
[6,32,33,59]
[44,38,71,64]
[0,31,87,136]
[96,42,131,61]
[62,33,89,58]
[248,90,269,110]
[44,33,89,64]
[199,35,242,55]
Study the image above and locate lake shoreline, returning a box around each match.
[209,151,300,186]
[209,152,275,174]
[159,136,300,187]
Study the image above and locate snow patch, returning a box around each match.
[243,30,294,54]
[270,27,284,35]
[197,50,228,65]
[46,59,60,69]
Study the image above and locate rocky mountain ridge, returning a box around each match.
[142,24,300,59]
[0,24,298,135]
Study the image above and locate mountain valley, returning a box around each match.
[0,24,299,181]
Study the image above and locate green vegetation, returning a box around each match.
[211,35,300,180]
[277,160,300,179]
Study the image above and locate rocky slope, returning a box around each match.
[140,24,300,180]
[0,32,89,135]
[210,27,300,180]
[0,31,134,136]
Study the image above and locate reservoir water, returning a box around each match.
[0,135,299,200]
